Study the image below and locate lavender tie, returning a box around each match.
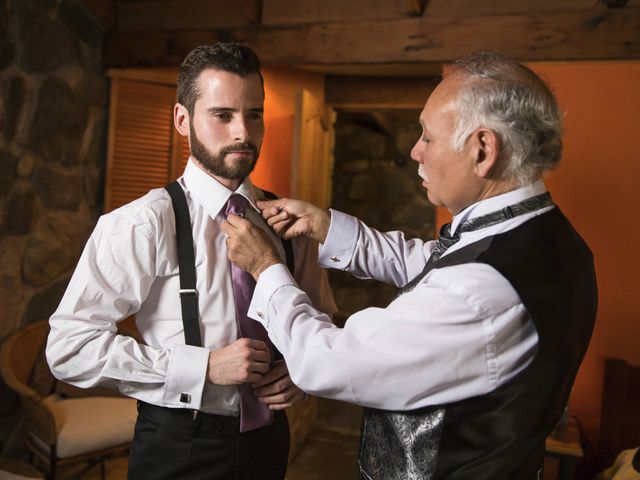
[224,194,274,432]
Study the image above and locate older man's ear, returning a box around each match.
[472,128,500,179]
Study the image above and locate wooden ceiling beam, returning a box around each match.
[408,0,429,18]
[262,0,423,25]
[104,8,640,67]
[116,0,256,31]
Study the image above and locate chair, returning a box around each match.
[597,357,640,471]
[0,321,138,480]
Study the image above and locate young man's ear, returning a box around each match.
[471,128,500,178]
[174,103,190,136]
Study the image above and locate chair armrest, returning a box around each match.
[1,353,57,445]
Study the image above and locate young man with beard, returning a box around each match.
[47,43,335,480]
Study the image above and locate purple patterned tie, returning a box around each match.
[224,194,274,432]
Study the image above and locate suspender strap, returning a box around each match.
[262,189,295,275]
[165,181,202,347]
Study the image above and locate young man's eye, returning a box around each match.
[215,112,232,121]
[246,112,263,120]
[422,136,430,144]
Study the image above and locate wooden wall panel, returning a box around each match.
[292,90,335,208]
[105,78,176,211]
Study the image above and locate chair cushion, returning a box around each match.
[42,395,137,459]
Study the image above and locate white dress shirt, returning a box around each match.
[249,181,553,411]
[47,159,336,415]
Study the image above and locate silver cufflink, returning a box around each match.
[330,256,340,262]
[180,393,191,403]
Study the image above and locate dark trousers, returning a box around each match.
[128,401,290,480]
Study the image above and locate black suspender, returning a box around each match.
[164,181,295,346]
[165,181,202,347]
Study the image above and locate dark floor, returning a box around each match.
[287,398,361,480]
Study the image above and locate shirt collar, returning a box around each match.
[180,157,263,218]
[450,179,548,234]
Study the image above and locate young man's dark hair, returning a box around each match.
[177,42,263,116]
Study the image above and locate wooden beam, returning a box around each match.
[408,0,429,17]
[425,0,599,17]
[116,0,254,31]
[104,8,640,67]
[262,0,420,25]
[325,75,436,109]
[239,0,263,24]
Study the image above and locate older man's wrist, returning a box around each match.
[251,257,281,280]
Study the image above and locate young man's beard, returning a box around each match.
[189,123,259,180]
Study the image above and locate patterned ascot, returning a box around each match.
[224,194,274,432]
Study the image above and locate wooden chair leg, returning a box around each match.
[49,449,57,480]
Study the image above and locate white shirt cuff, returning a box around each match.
[318,210,358,269]
[162,344,209,408]
[248,263,296,328]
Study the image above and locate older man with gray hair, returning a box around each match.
[222,51,597,479]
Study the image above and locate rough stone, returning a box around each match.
[15,10,78,73]
[28,76,88,164]
[334,123,387,159]
[1,75,26,142]
[22,213,80,287]
[0,236,26,341]
[339,159,370,174]
[16,151,37,177]
[59,0,105,49]
[379,166,417,199]
[34,165,84,210]
[0,149,17,197]
[5,184,35,235]
[24,275,71,324]
[84,111,108,167]
[0,1,15,70]
[395,128,421,156]
[12,0,57,12]
[348,173,378,202]
[83,70,109,108]
[84,165,103,207]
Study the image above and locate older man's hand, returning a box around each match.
[221,214,281,280]
[256,198,330,244]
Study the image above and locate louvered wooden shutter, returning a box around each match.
[104,76,186,212]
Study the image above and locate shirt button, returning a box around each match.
[330,256,340,262]
[257,311,264,319]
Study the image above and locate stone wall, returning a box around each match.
[0,0,107,452]
[329,110,436,326]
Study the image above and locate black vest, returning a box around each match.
[359,207,597,480]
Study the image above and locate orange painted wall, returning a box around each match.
[533,62,640,448]
[250,67,325,197]
[436,62,640,448]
